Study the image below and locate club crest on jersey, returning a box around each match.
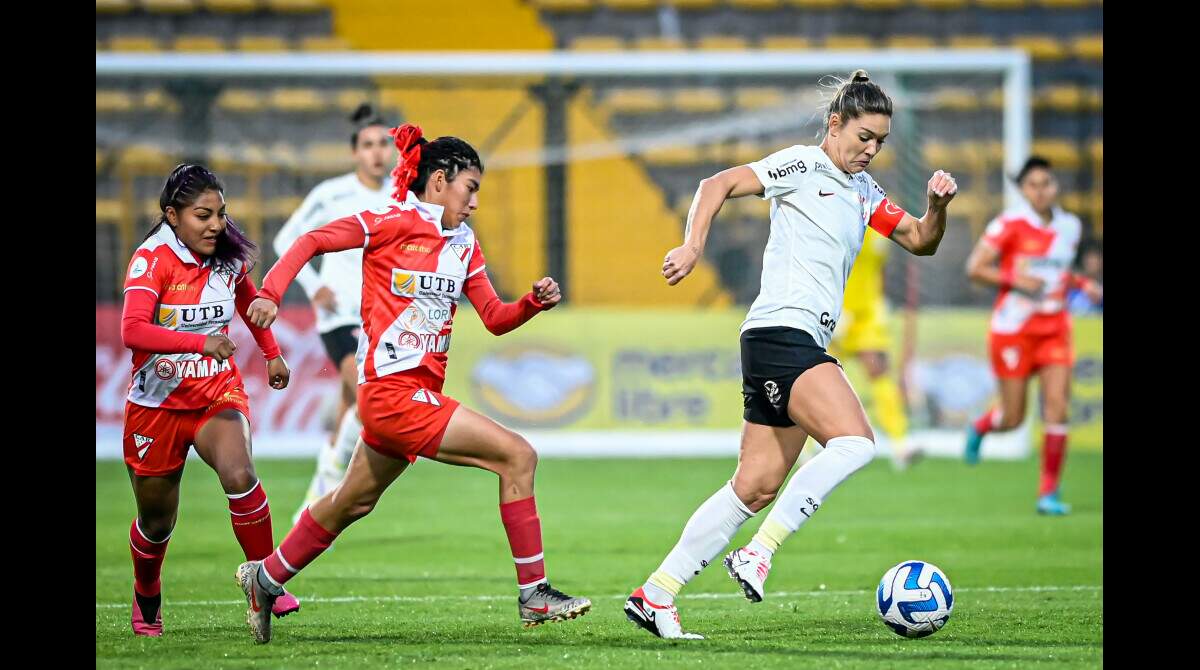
[133,434,154,460]
[391,269,459,298]
[450,243,471,266]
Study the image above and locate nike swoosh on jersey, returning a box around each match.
[819,191,835,197]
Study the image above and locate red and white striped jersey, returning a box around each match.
[982,204,1083,335]
[122,225,279,409]
[261,192,545,388]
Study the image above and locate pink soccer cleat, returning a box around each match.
[132,590,163,637]
[272,591,301,618]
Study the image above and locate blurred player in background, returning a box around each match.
[830,226,922,470]
[236,124,591,644]
[963,156,1102,515]
[627,71,957,639]
[122,164,300,636]
[273,103,395,522]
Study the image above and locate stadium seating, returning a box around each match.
[97,0,1104,307]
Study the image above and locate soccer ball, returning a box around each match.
[876,560,954,638]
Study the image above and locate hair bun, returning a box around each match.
[850,69,870,83]
[350,103,376,124]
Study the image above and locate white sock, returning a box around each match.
[331,407,362,472]
[751,435,876,557]
[643,481,754,605]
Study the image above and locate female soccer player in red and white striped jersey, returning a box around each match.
[963,156,1103,515]
[121,164,300,636]
[234,125,590,644]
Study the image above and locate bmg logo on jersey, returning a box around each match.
[391,269,460,298]
[767,160,806,180]
[157,301,233,331]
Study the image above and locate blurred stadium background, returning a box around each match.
[95,0,1102,460]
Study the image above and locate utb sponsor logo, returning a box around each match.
[391,269,459,298]
[157,302,229,329]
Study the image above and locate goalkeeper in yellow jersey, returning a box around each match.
[830,227,922,469]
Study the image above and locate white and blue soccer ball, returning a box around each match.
[876,560,954,638]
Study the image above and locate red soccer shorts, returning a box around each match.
[358,374,461,463]
[989,327,1074,379]
[123,385,252,477]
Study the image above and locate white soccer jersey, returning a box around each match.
[273,171,395,333]
[742,144,905,349]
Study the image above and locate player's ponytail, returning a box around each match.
[389,123,427,202]
[822,69,893,131]
[391,123,484,202]
[148,163,258,274]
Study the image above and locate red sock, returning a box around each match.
[1039,425,1069,496]
[973,408,1000,435]
[262,508,338,587]
[129,519,170,597]
[500,496,546,590]
[229,480,274,561]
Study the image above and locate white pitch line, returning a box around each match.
[95,584,1100,610]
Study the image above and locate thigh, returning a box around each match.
[996,376,1029,422]
[193,408,253,476]
[732,421,809,502]
[432,404,527,471]
[786,362,873,445]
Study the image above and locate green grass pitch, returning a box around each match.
[97,453,1102,668]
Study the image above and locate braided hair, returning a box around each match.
[388,123,483,203]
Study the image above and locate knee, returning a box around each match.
[996,411,1023,431]
[828,435,876,471]
[137,516,176,542]
[732,476,782,513]
[221,466,258,496]
[503,435,538,479]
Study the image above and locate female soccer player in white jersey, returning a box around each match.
[273,104,395,521]
[624,71,958,639]
[963,156,1102,515]
[121,164,300,636]
[235,124,590,644]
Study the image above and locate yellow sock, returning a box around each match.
[870,375,909,441]
[647,570,684,599]
[751,518,792,554]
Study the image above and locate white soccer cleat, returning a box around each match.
[723,547,771,603]
[624,588,704,640]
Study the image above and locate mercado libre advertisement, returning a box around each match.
[96,306,1100,459]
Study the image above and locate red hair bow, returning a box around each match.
[389,123,424,202]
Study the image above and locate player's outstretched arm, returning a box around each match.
[462,270,556,336]
[663,165,764,286]
[250,215,368,328]
[888,170,957,256]
[273,187,328,301]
